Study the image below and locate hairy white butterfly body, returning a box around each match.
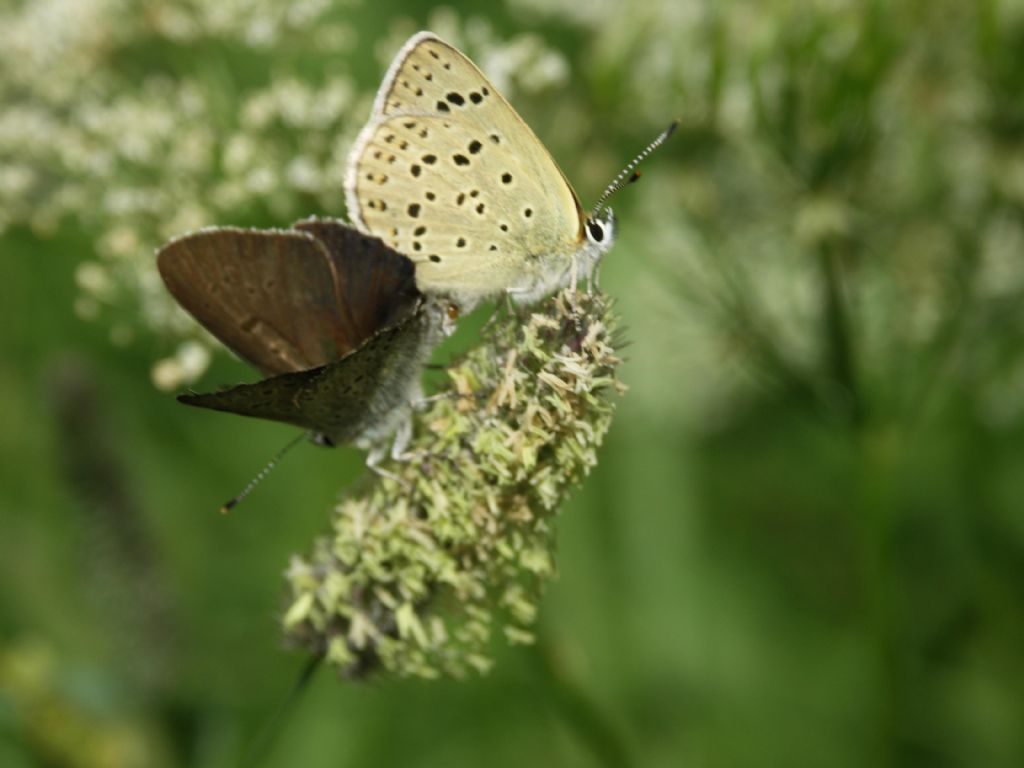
[502,211,616,305]
[345,32,615,311]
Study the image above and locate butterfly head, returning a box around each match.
[556,208,615,293]
[583,208,616,269]
[585,208,616,249]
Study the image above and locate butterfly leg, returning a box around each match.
[366,444,409,486]
[504,284,532,306]
[360,410,414,485]
[413,391,456,407]
[588,258,601,295]
[390,414,413,460]
[385,409,432,468]
[481,290,524,333]
[564,254,587,332]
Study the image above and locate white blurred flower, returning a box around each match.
[151,341,212,391]
[75,262,116,300]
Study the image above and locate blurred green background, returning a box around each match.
[3,0,1024,765]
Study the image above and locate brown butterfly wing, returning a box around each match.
[177,315,428,445]
[292,217,419,341]
[157,226,418,376]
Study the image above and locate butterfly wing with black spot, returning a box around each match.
[345,32,585,301]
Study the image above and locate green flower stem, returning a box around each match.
[242,655,323,768]
[527,640,635,768]
[819,241,863,426]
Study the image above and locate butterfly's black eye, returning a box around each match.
[587,220,604,243]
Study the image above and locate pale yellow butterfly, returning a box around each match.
[345,31,676,310]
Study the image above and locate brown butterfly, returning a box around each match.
[156,218,450,461]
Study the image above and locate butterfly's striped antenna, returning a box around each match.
[220,431,310,514]
[591,120,679,219]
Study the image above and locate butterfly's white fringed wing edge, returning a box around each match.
[344,31,442,232]
[370,30,443,117]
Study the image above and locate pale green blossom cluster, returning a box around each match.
[283,290,623,679]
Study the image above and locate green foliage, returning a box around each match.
[3,1,1024,766]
